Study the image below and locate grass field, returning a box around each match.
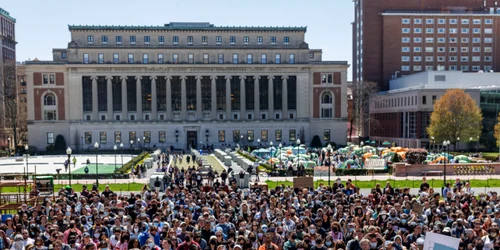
[72,164,120,174]
[266,178,500,190]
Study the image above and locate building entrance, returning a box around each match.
[187,131,197,149]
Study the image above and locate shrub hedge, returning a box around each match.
[115,151,149,174]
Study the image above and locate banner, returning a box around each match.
[364,159,386,170]
[314,166,335,177]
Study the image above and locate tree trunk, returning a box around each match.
[12,123,17,154]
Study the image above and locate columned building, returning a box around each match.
[0,8,16,148]
[26,22,348,151]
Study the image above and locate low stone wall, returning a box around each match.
[393,163,498,177]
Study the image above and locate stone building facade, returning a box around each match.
[26,22,348,151]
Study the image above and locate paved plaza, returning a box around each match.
[0,154,135,176]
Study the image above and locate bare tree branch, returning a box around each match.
[348,81,379,142]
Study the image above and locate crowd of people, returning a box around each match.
[0,168,498,250]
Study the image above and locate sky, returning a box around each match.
[3,0,353,78]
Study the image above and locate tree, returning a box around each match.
[348,81,380,141]
[54,135,67,151]
[427,89,482,148]
[493,114,500,147]
[0,60,26,154]
[310,135,322,148]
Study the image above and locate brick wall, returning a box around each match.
[34,88,65,121]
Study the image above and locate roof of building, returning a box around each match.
[382,10,497,15]
[0,8,16,22]
[68,22,307,32]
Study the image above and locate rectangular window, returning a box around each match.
[142,54,149,64]
[450,19,457,24]
[438,38,445,43]
[425,56,433,62]
[472,56,481,61]
[284,36,290,44]
[289,54,295,64]
[101,36,108,43]
[426,19,434,24]
[158,53,164,64]
[402,37,410,43]
[321,73,333,84]
[201,36,208,44]
[130,36,136,44]
[414,28,422,33]
[414,56,422,61]
[485,47,492,52]
[247,130,254,142]
[414,47,421,52]
[98,53,104,64]
[159,131,166,143]
[473,47,481,52]
[461,65,469,71]
[473,19,481,24]
[461,47,469,52]
[172,36,179,44]
[438,28,445,33]
[244,36,250,44]
[449,56,457,61]
[461,38,469,43]
[232,130,241,142]
[116,36,122,44]
[402,56,410,62]
[87,35,94,43]
[414,37,422,43]
[402,47,410,52]
[187,36,193,45]
[261,130,268,142]
[129,131,136,143]
[100,132,107,144]
[47,132,55,144]
[144,36,150,44]
[485,56,492,61]
[275,130,282,141]
[422,96,427,104]
[473,38,481,43]
[425,28,433,33]
[462,19,470,24]
[289,129,296,142]
[261,54,267,64]
[232,53,238,64]
[413,65,422,71]
[218,53,224,64]
[246,54,253,64]
[414,18,422,24]
[402,18,410,24]
[473,28,481,34]
[438,19,445,24]
[83,53,89,64]
[461,28,469,33]
[425,37,434,43]
[203,54,209,64]
[218,130,225,142]
[485,38,493,43]
[257,36,263,44]
[188,53,194,64]
[143,131,151,143]
[449,47,457,52]
[324,129,331,141]
[216,36,222,44]
[230,36,236,44]
[402,28,410,33]
[275,54,281,64]
[438,56,445,61]
[128,53,134,64]
[61,52,67,58]
[172,53,179,64]
[270,36,277,44]
[486,19,493,24]
[158,36,164,43]
[49,74,55,84]
[84,132,92,144]
[485,28,493,34]
[449,28,458,33]
[402,65,410,71]
[449,37,457,43]
[113,53,119,64]
[472,66,481,71]
[114,131,121,143]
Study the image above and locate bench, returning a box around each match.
[421,170,443,176]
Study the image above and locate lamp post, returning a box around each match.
[327,143,333,186]
[137,138,141,149]
[477,135,479,153]
[66,147,72,186]
[241,135,244,150]
[443,140,450,186]
[431,136,435,151]
[120,143,124,168]
[94,142,99,186]
[270,141,274,165]
[457,137,460,152]
[113,145,117,174]
[279,143,283,166]
[257,139,261,160]
[143,136,146,149]
[24,145,29,185]
[130,140,133,148]
[470,137,473,152]
[7,137,10,156]
[360,141,364,147]
[297,139,301,170]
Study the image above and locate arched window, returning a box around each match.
[44,93,56,106]
[320,91,334,118]
[321,93,332,104]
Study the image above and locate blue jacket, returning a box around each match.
[138,231,160,246]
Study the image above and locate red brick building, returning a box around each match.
[352,0,500,90]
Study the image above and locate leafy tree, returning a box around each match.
[493,114,500,147]
[427,89,482,148]
[54,134,67,151]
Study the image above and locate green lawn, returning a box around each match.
[266,178,500,190]
[72,164,120,174]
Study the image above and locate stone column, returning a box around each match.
[120,76,128,119]
[254,76,260,119]
[225,76,231,119]
[166,76,172,120]
[91,76,98,120]
[151,76,157,120]
[268,76,274,119]
[196,76,202,119]
[282,76,288,120]
[210,76,217,120]
[180,76,187,119]
[135,76,143,119]
[240,76,246,119]
[106,76,113,120]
